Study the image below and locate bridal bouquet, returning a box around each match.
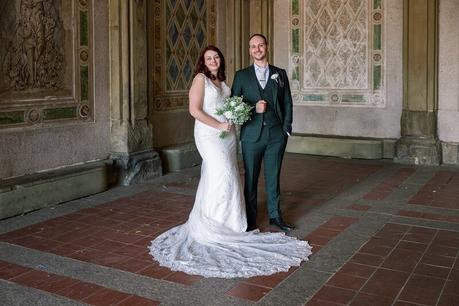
[215,96,253,138]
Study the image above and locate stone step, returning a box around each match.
[159,142,202,173]
[287,135,396,159]
[0,160,112,220]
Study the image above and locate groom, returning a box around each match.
[231,33,294,232]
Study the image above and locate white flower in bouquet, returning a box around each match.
[224,111,234,119]
[215,96,253,138]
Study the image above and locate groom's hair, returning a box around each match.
[249,33,268,45]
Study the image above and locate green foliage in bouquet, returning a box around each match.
[215,96,253,138]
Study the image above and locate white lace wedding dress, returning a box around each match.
[149,74,312,278]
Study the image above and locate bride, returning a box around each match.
[149,45,312,278]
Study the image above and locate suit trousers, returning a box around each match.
[241,124,287,226]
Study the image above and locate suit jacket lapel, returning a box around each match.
[268,65,279,105]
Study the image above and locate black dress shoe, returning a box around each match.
[246,224,257,232]
[269,217,294,231]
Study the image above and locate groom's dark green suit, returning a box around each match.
[231,64,293,228]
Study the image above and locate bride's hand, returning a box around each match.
[219,122,232,132]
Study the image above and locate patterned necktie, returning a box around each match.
[258,68,267,89]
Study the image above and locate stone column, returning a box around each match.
[249,0,274,63]
[225,0,274,83]
[395,0,441,165]
[109,0,161,185]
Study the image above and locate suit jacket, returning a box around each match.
[231,64,293,142]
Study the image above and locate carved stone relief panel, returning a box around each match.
[0,0,93,128]
[149,0,216,112]
[290,0,385,107]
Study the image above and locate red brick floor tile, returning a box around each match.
[112,258,152,274]
[413,263,450,279]
[392,301,421,306]
[449,268,459,280]
[409,226,436,237]
[244,267,296,288]
[82,288,131,305]
[397,240,428,252]
[381,248,423,272]
[310,244,322,254]
[350,292,393,306]
[350,252,384,267]
[443,279,459,296]
[321,216,358,232]
[311,228,342,238]
[434,231,459,249]
[163,271,202,286]
[112,245,147,258]
[138,264,173,279]
[305,298,343,306]
[359,238,395,257]
[90,239,129,252]
[56,281,105,301]
[312,285,356,305]
[51,229,94,244]
[360,268,410,300]
[0,263,31,280]
[0,260,11,270]
[420,254,455,268]
[116,295,160,306]
[10,270,52,287]
[338,262,376,278]
[225,282,271,302]
[402,232,436,244]
[69,248,113,263]
[438,294,459,306]
[326,272,367,291]
[398,210,423,219]
[89,253,129,267]
[398,274,445,305]
[133,236,156,248]
[51,243,84,256]
[426,244,458,257]
[32,274,79,293]
[305,234,334,246]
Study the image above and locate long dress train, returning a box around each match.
[149,73,312,278]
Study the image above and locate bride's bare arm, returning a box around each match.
[189,74,231,131]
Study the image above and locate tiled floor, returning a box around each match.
[1,153,459,305]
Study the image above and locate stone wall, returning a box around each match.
[438,0,459,164]
[0,0,110,179]
[273,0,403,140]
[147,0,217,149]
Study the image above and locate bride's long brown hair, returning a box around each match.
[194,45,226,82]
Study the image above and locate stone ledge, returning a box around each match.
[286,135,396,159]
[0,160,112,220]
[159,142,202,173]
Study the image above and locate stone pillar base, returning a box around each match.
[395,136,442,166]
[441,142,459,165]
[112,150,162,186]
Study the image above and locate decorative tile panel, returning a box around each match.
[0,0,94,128]
[290,0,385,107]
[151,0,216,111]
